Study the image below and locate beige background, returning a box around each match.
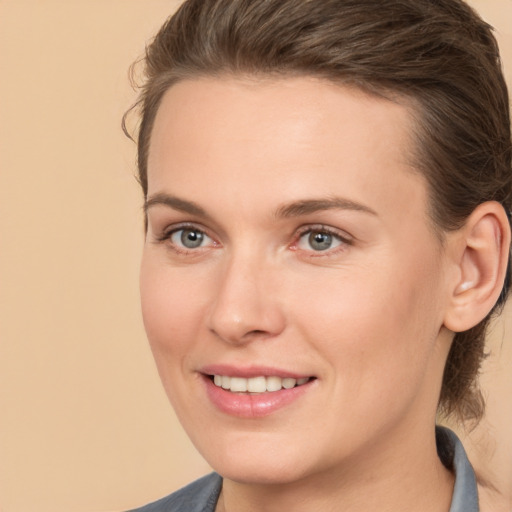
[0,1,511,511]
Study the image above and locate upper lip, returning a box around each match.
[200,364,313,379]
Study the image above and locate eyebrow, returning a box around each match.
[274,197,377,218]
[144,193,209,218]
[144,193,377,220]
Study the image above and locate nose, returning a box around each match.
[206,254,286,345]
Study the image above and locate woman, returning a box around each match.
[125,0,511,510]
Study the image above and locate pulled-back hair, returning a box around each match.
[124,0,512,423]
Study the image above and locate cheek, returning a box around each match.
[290,255,442,381]
[139,253,206,360]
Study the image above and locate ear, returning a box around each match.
[443,201,511,333]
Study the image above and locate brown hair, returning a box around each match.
[124,0,512,423]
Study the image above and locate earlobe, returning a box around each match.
[443,202,511,333]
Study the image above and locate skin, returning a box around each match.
[141,76,464,511]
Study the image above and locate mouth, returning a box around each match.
[209,374,314,393]
[200,366,317,417]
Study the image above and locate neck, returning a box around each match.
[216,425,454,512]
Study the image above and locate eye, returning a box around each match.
[295,228,348,252]
[170,228,213,249]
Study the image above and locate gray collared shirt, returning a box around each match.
[128,427,479,512]
[443,427,479,512]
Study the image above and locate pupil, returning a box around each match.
[309,232,332,251]
[181,229,203,248]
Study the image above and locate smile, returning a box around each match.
[212,375,311,393]
[203,372,316,418]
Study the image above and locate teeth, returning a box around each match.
[247,376,266,393]
[212,375,311,393]
[282,377,296,389]
[230,377,247,392]
[266,376,282,392]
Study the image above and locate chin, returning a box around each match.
[213,458,311,486]
[194,433,318,486]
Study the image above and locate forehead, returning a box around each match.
[147,76,430,229]
[149,76,415,171]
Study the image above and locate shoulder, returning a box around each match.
[126,473,222,512]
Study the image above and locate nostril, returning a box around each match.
[247,329,267,336]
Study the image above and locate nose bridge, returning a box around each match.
[207,246,285,344]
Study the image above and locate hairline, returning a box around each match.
[142,69,447,244]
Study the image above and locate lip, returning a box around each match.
[201,364,310,379]
[200,365,316,418]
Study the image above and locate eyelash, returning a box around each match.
[291,225,353,256]
[155,223,353,257]
[155,223,218,254]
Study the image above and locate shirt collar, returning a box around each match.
[437,426,479,512]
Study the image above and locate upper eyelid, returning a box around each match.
[161,222,211,237]
[164,222,200,233]
[148,212,227,241]
[294,224,353,241]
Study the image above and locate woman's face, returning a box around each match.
[141,77,454,484]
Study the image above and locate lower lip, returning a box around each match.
[203,375,314,418]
